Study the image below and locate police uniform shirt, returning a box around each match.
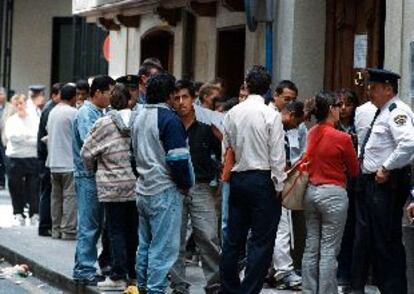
[362,96,414,173]
[355,101,377,156]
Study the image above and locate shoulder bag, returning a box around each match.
[281,129,324,210]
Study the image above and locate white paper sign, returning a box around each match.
[354,34,368,68]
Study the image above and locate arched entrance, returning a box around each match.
[141,29,174,73]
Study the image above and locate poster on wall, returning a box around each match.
[354,34,368,69]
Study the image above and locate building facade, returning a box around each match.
[0,0,108,96]
[72,0,414,105]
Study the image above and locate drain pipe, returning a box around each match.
[265,0,274,75]
[244,0,274,73]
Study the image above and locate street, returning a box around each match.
[0,260,62,294]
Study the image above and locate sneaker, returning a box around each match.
[97,277,127,290]
[30,214,39,226]
[338,285,352,294]
[14,214,26,226]
[275,271,302,290]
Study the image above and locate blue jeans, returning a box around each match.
[73,176,103,280]
[221,182,230,247]
[136,187,183,294]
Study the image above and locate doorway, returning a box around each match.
[141,30,174,73]
[51,17,108,85]
[217,27,246,98]
[324,0,385,102]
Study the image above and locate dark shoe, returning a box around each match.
[171,290,186,294]
[338,285,352,294]
[264,268,277,288]
[100,265,112,276]
[61,233,76,240]
[38,229,52,237]
[205,283,221,294]
[75,275,105,286]
[170,282,190,294]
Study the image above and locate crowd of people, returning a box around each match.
[1,58,414,294]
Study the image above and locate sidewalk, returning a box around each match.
[0,225,95,293]
[0,225,300,294]
[0,190,296,294]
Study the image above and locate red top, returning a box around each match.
[307,123,359,188]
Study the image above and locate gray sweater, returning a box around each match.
[46,103,77,173]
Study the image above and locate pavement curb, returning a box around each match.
[0,242,100,294]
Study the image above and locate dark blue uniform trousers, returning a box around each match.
[220,170,281,294]
[351,169,409,294]
[38,163,52,235]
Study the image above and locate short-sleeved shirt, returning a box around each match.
[362,96,414,173]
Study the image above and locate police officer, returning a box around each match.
[116,75,139,106]
[351,68,414,294]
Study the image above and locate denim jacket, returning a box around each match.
[72,101,103,177]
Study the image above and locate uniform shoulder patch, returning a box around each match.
[388,103,397,112]
[394,114,408,126]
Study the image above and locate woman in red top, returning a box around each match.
[301,91,359,294]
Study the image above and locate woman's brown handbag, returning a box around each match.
[281,156,309,210]
[281,129,325,210]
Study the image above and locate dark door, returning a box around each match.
[0,0,13,93]
[217,27,245,98]
[141,30,174,73]
[51,17,108,86]
[324,0,385,102]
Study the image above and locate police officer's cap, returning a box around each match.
[367,68,400,85]
[28,84,46,92]
[116,75,139,88]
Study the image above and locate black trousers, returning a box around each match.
[38,163,52,234]
[351,169,409,294]
[104,201,138,280]
[220,170,281,294]
[98,211,112,270]
[7,157,40,217]
[0,143,6,186]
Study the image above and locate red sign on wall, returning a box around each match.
[103,35,110,62]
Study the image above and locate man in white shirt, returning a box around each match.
[220,65,286,293]
[267,81,306,290]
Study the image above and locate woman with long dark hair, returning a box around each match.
[336,89,359,292]
[302,91,359,294]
